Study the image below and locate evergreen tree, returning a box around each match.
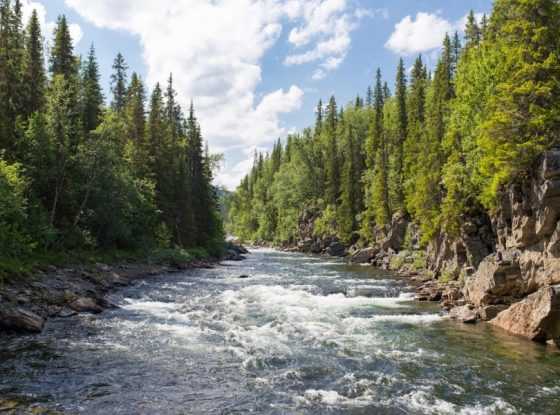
[393,58,407,210]
[81,44,104,133]
[403,55,427,214]
[50,15,76,78]
[22,8,45,116]
[111,52,128,112]
[465,10,481,46]
[324,96,340,206]
[478,0,560,206]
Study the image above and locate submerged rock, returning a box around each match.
[490,285,560,346]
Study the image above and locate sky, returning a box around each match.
[22,0,492,190]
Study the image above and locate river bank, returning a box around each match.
[0,244,248,334]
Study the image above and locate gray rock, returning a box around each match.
[326,241,346,257]
[349,247,379,264]
[68,297,104,314]
[463,255,523,307]
[0,305,45,333]
[490,285,560,345]
[479,304,509,321]
[449,305,478,324]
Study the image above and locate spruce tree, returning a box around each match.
[50,15,76,78]
[478,0,560,205]
[465,10,481,46]
[404,55,427,214]
[324,96,340,206]
[22,9,45,116]
[393,58,407,210]
[111,53,128,112]
[81,44,104,133]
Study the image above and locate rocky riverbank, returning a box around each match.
[0,244,249,334]
[273,149,560,349]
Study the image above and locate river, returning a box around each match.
[1,248,560,414]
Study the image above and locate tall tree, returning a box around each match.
[111,52,128,112]
[393,58,407,210]
[22,8,45,116]
[50,15,76,78]
[465,10,481,46]
[81,44,104,133]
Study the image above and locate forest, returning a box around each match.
[227,0,560,251]
[0,0,224,274]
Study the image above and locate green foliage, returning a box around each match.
[229,0,560,252]
[0,158,34,258]
[0,6,224,275]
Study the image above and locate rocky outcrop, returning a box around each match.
[427,214,494,281]
[454,148,560,346]
[463,254,523,307]
[490,285,560,346]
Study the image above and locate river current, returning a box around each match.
[1,248,560,414]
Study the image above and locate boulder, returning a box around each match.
[349,247,379,264]
[68,297,104,314]
[449,305,478,324]
[479,304,509,321]
[463,255,523,307]
[326,241,346,257]
[490,285,560,345]
[0,305,45,333]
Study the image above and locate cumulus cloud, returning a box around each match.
[385,11,483,56]
[61,0,371,188]
[284,0,379,79]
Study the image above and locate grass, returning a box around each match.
[0,246,215,283]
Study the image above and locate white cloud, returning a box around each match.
[385,11,485,56]
[63,0,371,189]
[385,12,453,55]
[284,0,375,80]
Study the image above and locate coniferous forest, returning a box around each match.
[228,1,560,251]
[0,1,223,273]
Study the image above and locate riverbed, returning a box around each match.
[1,248,559,414]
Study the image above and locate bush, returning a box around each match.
[0,158,35,258]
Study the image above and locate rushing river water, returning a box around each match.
[1,248,560,414]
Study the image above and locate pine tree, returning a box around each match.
[50,15,76,78]
[478,0,560,206]
[366,85,373,107]
[81,44,104,133]
[324,96,340,206]
[111,53,128,112]
[314,99,323,137]
[465,10,481,46]
[404,55,427,214]
[125,72,146,143]
[0,0,25,155]
[393,58,407,210]
[371,68,390,225]
[22,8,45,116]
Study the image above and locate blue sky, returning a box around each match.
[23,0,492,189]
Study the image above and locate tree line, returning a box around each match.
[0,0,224,265]
[228,0,560,249]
